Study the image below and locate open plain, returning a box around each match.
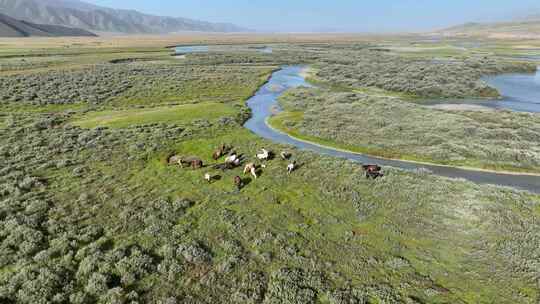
[1,34,540,303]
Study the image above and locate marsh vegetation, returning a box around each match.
[1,37,540,303]
[275,88,540,172]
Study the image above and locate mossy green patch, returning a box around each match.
[72,103,237,128]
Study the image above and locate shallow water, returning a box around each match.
[244,66,540,193]
[423,69,540,113]
[175,45,209,54]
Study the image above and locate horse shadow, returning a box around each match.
[209,175,222,183]
[242,177,253,187]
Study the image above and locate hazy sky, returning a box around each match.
[86,0,540,32]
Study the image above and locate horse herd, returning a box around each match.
[167,144,384,191]
[167,144,298,191]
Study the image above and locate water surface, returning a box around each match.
[424,69,540,113]
[244,66,540,193]
[175,45,209,54]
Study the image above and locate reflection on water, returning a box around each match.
[424,69,540,113]
[175,45,209,54]
[174,45,273,55]
[243,66,540,193]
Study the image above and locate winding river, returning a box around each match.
[244,66,540,193]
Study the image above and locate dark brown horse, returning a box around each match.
[234,176,244,190]
[362,164,383,179]
[180,156,203,169]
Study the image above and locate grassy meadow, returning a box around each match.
[1,35,540,303]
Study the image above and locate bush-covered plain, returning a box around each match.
[0,62,274,107]
[1,39,540,303]
[311,49,537,98]
[274,88,540,172]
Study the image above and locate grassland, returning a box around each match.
[1,36,540,303]
[72,103,238,129]
[272,88,540,173]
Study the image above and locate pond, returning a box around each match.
[243,66,540,193]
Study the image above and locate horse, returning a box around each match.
[204,173,212,183]
[167,154,183,166]
[243,163,258,179]
[225,153,238,164]
[180,156,203,169]
[234,176,244,190]
[280,151,292,160]
[287,161,297,175]
[212,144,232,160]
[212,150,222,160]
[256,149,270,161]
[362,164,383,179]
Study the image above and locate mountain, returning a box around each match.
[0,12,96,37]
[439,16,540,39]
[0,0,247,34]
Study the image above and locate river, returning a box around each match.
[243,66,540,193]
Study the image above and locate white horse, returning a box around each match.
[204,173,212,183]
[256,149,270,161]
[225,153,237,164]
[287,161,296,175]
[243,163,258,179]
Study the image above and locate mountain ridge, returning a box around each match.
[0,12,97,37]
[0,0,248,34]
[438,17,540,38]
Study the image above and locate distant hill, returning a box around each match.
[439,17,540,39]
[0,0,248,34]
[0,12,96,37]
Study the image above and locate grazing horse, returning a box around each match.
[212,150,222,160]
[234,176,244,190]
[287,161,297,175]
[256,149,270,161]
[280,151,292,160]
[224,153,242,169]
[180,156,203,169]
[204,173,212,183]
[243,163,258,179]
[212,144,232,160]
[225,153,238,164]
[362,164,383,179]
[168,154,182,166]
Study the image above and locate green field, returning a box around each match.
[1,37,540,304]
[73,103,238,129]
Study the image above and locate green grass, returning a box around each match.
[72,102,238,128]
[3,40,540,303]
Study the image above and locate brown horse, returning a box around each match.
[362,164,383,179]
[180,156,203,169]
[212,144,232,160]
[234,176,244,190]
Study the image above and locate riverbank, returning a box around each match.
[268,112,540,177]
[243,66,540,193]
[273,83,540,175]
